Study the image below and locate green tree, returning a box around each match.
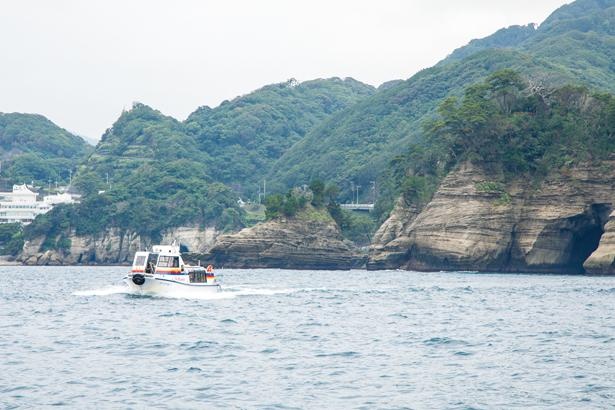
[309,179,325,207]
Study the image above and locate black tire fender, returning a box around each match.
[132,274,145,286]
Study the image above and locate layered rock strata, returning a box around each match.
[369,161,615,274]
[196,207,365,270]
[18,226,218,265]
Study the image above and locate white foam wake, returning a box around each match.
[73,284,297,300]
[155,287,298,300]
[73,285,129,296]
[228,287,297,296]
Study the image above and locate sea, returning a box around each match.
[2,266,615,409]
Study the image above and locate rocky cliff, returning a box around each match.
[369,161,615,274]
[18,226,218,265]
[195,207,365,270]
[583,212,615,274]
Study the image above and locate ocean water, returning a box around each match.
[2,267,615,409]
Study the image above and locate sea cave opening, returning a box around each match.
[568,203,611,273]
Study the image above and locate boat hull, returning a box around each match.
[124,273,221,296]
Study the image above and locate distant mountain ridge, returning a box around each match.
[442,24,538,64]
[0,112,91,186]
[81,77,374,193]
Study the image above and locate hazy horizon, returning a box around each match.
[0,0,571,142]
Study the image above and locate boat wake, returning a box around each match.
[73,284,298,300]
[227,286,297,297]
[73,285,129,297]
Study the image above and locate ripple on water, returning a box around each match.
[184,340,219,350]
[315,351,360,358]
[423,336,470,346]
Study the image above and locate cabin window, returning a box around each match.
[158,255,172,267]
[133,255,146,267]
[157,256,181,268]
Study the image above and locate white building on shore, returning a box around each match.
[0,184,78,225]
[44,192,80,206]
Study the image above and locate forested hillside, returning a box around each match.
[0,113,92,186]
[39,104,242,244]
[267,0,615,212]
[185,77,374,193]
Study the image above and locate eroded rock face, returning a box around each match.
[160,226,218,254]
[584,212,615,274]
[197,208,365,270]
[369,161,615,274]
[18,226,218,265]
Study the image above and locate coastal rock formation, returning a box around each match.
[18,226,218,265]
[19,228,141,265]
[583,212,615,274]
[196,207,365,270]
[369,161,615,274]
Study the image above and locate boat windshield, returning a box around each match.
[133,255,146,267]
[145,253,159,273]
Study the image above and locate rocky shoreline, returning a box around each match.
[17,226,218,266]
[12,162,615,274]
[191,207,365,270]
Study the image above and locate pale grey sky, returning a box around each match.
[0,0,571,141]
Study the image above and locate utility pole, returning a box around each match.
[106,172,110,189]
[356,185,361,205]
[371,181,376,204]
[350,181,355,204]
[263,179,266,200]
[69,169,72,186]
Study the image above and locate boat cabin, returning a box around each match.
[131,245,186,274]
[130,244,215,284]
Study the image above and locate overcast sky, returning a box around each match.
[0,0,571,141]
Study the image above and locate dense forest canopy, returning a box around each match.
[34,104,243,245]
[185,77,375,193]
[0,113,92,186]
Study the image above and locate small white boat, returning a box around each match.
[124,244,221,296]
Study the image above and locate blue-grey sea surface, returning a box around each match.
[2,266,615,409]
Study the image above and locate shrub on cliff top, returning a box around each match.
[264,189,309,219]
[393,69,615,210]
